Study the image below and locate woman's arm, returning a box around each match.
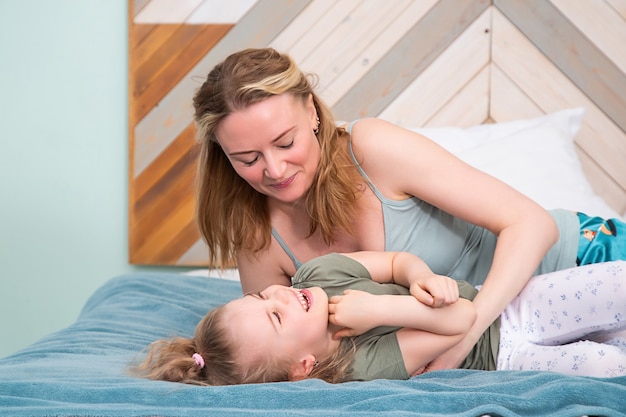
[236,246,293,294]
[329,290,476,337]
[351,119,559,369]
[396,328,466,377]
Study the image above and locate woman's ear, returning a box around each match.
[288,354,317,381]
[305,94,317,121]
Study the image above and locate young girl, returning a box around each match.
[193,47,626,371]
[133,253,626,385]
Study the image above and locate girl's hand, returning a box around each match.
[328,290,382,338]
[409,274,459,308]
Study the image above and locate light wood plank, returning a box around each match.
[425,65,491,128]
[551,0,626,74]
[332,0,490,121]
[270,0,341,55]
[490,64,544,122]
[299,0,414,90]
[273,0,361,65]
[133,0,151,19]
[578,152,626,215]
[134,0,203,23]
[379,7,491,127]
[492,9,626,200]
[606,0,626,19]
[495,0,626,135]
[177,238,210,266]
[320,0,438,107]
[187,0,258,24]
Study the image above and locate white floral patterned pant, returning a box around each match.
[497,261,626,377]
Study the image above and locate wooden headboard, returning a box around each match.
[128,0,626,266]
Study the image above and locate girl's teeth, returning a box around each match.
[297,291,309,311]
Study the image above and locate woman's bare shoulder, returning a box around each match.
[236,245,294,294]
[350,118,430,149]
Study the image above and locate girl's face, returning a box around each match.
[224,285,338,375]
[215,93,321,205]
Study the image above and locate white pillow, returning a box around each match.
[184,268,240,281]
[411,108,621,219]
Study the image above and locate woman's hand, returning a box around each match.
[409,274,459,308]
[328,290,382,338]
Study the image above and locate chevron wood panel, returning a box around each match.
[378,7,492,127]
[129,0,626,266]
[491,8,626,210]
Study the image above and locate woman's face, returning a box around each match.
[223,285,337,374]
[215,93,321,204]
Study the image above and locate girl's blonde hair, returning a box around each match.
[193,48,362,268]
[131,304,356,385]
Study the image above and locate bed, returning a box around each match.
[3,1,625,416]
[1,109,625,416]
[0,267,624,417]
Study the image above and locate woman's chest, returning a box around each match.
[273,189,386,262]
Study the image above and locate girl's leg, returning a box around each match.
[498,340,626,377]
[586,328,626,352]
[498,261,626,377]
[577,212,626,264]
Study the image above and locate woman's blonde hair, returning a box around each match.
[131,303,356,385]
[193,48,362,268]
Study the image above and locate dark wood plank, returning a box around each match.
[130,156,197,262]
[131,24,184,75]
[133,24,231,122]
[133,122,197,205]
[155,220,203,265]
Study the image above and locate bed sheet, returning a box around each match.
[0,271,624,417]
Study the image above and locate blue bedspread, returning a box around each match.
[1,272,624,416]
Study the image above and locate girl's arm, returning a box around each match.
[351,119,559,370]
[328,290,476,338]
[342,251,460,307]
[329,289,475,376]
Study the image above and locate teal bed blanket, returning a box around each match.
[1,272,624,416]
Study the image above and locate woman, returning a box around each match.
[192,47,625,370]
[133,252,626,384]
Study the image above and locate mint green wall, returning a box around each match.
[0,1,183,358]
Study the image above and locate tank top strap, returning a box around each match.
[346,120,388,203]
[271,228,303,270]
[346,120,360,134]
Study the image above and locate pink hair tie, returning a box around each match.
[192,353,205,369]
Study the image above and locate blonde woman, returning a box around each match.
[192,48,626,371]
